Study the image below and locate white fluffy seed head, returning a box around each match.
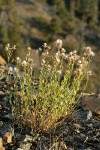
[16,57,21,63]
[14,67,18,73]
[27,47,31,51]
[43,43,47,48]
[55,39,63,49]
[61,48,66,53]
[8,67,13,73]
[69,52,73,56]
[84,47,95,57]
[5,43,10,51]
[55,52,60,57]
[77,60,82,64]
[61,52,66,58]
[21,60,27,67]
[13,45,16,50]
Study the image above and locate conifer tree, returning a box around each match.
[70,0,75,17]
[79,0,99,24]
[48,17,61,41]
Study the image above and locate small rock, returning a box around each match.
[64,136,74,142]
[87,110,92,120]
[67,148,74,150]
[0,125,13,137]
[0,114,13,122]
[73,110,88,119]
[73,123,81,129]
[79,134,86,141]
[0,101,10,111]
[87,123,93,128]
[0,91,5,98]
[81,93,100,114]
[93,121,100,128]
[85,148,92,150]
[23,135,33,142]
[19,143,32,150]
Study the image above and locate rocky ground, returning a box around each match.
[0,77,100,150]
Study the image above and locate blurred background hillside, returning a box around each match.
[0,0,100,92]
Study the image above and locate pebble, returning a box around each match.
[73,123,81,129]
[0,114,13,122]
[64,136,74,142]
[87,110,92,120]
[0,101,10,111]
[79,133,86,141]
[18,143,32,150]
[0,91,5,98]
[23,135,33,142]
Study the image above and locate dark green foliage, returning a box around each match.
[47,17,61,40]
[0,26,9,43]
[47,0,58,5]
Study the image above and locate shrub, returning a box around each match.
[4,40,95,132]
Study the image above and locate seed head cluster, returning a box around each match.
[83,46,95,57]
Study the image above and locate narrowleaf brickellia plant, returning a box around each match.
[4,40,95,132]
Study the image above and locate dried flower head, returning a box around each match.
[43,43,47,48]
[5,43,10,51]
[61,48,66,53]
[55,39,63,49]
[21,60,27,67]
[55,57,60,63]
[67,56,75,63]
[8,67,13,74]
[13,45,16,50]
[69,52,73,56]
[14,67,19,73]
[77,60,82,64]
[84,47,95,57]
[27,47,31,51]
[74,69,83,76]
[16,57,21,64]
[60,52,66,58]
[55,51,60,57]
